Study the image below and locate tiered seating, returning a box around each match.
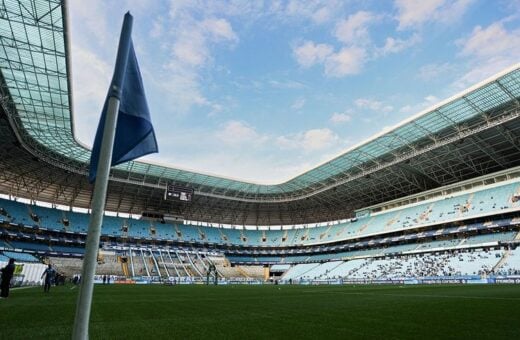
[9,241,50,252]
[95,254,124,276]
[66,211,90,233]
[102,216,125,236]
[50,245,85,254]
[382,243,419,253]
[1,181,519,251]
[415,239,461,251]
[123,219,147,239]
[496,248,520,275]
[201,226,221,243]
[296,249,508,281]
[445,251,501,276]
[337,248,384,259]
[30,204,65,230]
[322,259,365,279]
[227,229,517,265]
[462,231,517,245]
[282,263,321,280]
[2,251,38,262]
[270,264,291,271]
[236,265,265,279]
[0,239,12,249]
[178,225,203,242]
[0,199,30,224]
[49,257,83,276]
[296,261,342,280]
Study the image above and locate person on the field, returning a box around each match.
[41,264,55,293]
[0,258,15,298]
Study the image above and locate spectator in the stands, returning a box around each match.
[0,258,15,298]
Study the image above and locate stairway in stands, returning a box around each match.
[120,256,129,277]
[492,250,511,273]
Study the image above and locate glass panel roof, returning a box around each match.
[0,0,519,197]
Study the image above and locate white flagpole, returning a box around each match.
[72,13,133,340]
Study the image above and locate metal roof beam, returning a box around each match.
[398,163,440,189]
[468,135,508,168]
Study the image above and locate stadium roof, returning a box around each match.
[0,0,519,225]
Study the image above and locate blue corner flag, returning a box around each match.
[75,13,158,340]
[89,15,158,183]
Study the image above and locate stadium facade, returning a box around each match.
[0,0,520,285]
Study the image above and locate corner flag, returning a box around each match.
[74,13,157,340]
[88,16,158,183]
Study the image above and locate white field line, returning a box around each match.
[11,286,38,290]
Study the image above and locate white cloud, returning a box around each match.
[153,123,348,182]
[424,95,439,104]
[312,6,335,24]
[170,18,237,67]
[324,47,367,77]
[207,103,223,117]
[380,125,394,133]
[216,120,266,146]
[377,33,421,56]
[395,0,444,29]
[293,41,334,68]
[293,42,367,77]
[269,80,305,89]
[69,44,111,145]
[399,105,414,114]
[355,98,393,113]
[294,8,419,77]
[334,11,377,45]
[455,21,520,87]
[70,44,111,105]
[437,0,474,25]
[168,0,198,21]
[150,17,165,38]
[153,63,210,113]
[395,0,473,30]
[201,18,239,43]
[330,112,352,124]
[302,128,340,151]
[417,62,454,81]
[146,4,242,116]
[459,22,520,59]
[399,94,439,114]
[277,128,340,152]
[291,97,306,110]
[283,0,343,24]
[172,31,208,67]
[69,1,110,46]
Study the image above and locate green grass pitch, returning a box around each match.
[1,284,519,339]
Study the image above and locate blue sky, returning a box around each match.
[68,0,520,183]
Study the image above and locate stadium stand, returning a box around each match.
[2,178,520,252]
[281,248,507,281]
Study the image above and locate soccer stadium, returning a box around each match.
[0,0,520,339]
